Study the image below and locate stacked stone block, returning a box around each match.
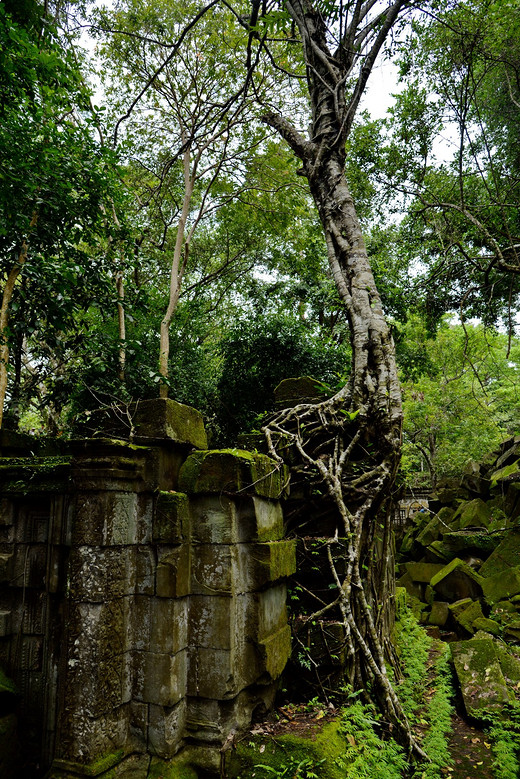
[0,402,295,777]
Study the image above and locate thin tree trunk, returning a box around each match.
[159,147,193,398]
[0,212,38,430]
[116,269,126,383]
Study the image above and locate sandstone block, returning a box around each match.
[72,491,148,546]
[133,398,207,449]
[153,492,190,544]
[179,450,289,500]
[134,649,187,706]
[482,566,520,604]
[428,601,450,627]
[404,562,445,583]
[68,547,134,602]
[148,699,187,759]
[156,546,191,599]
[133,596,188,654]
[430,558,484,601]
[479,530,520,578]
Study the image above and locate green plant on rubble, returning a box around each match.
[393,604,454,779]
[482,702,520,779]
[336,697,408,778]
[254,756,326,778]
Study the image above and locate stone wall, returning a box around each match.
[0,400,295,777]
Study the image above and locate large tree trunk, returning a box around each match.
[259,0,423,756]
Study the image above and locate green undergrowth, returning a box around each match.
[483,702,520,779]
[394,602,454,778]
[229,603,456,779]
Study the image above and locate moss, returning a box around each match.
[147,757,198,779]
[257,624,292,679]
[49,750,125,777]
[227,719,346,779]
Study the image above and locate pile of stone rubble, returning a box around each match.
[397,436,520,718]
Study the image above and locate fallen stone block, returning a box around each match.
[430,558,484,602]
[451,638,511,717]
[479,529,520,578]
[404,562,445,583]
[482,566,520,604]
[429,601,450,627]
[454,600,484,635]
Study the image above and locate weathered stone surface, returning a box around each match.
[430,558,484,601]
[133,398,207,449]
[156,547,191,599]
[133,596,188,654]
[404,562,445,583]
[396,571,423,600]
[482,566,520,604]
[187,646,258,700]
[188,495,284,545]
[425,541,452,563]
[449,597,474,618]
[416,516,444,547]
[179,450,289,500]
[494,642,520,686]
[148,700,187,759]
[490,458,520,487]
[64,650,133,718]
[478,530,520,578]
[72,491,149,546]
[153,492,190,544]
[451,638,511,717]
[133,650,187,706]
[68,547,135,602]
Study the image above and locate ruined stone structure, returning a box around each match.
[0,399,295,777]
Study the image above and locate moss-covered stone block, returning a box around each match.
[179,450,289,500]
[416,515,444,547]
[147,757,197,779]
[451,638,512,717]
[454,599,484,635]
[227,719,347,779]
[430,558,484,601]
[482,566,520,604]
[479,530,520,578]
[396,571,423,600]
[425,540,452,562]
[449,597,474,617]
[154,492,190,544]
[441,529,503,557]
[147,701,187,762]
[404,562,445,583]
[490,458,520,487]
[453,498,492,530]
[49,750,125,778]
[472,617,501,636]
[429,601,450,627]
[133,398,207,449]
[494,642,520,687]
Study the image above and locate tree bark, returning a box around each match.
[259,0,424,756]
